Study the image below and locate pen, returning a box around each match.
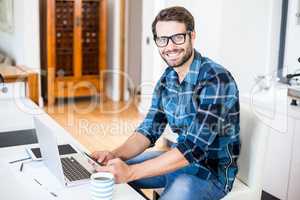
[34,178,42,186]
[50,192,57,197]
[34,178,58,198]
[19,162,24,172]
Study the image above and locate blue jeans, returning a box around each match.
[126,151,226,200]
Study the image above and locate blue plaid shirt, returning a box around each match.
[136,50,240,193]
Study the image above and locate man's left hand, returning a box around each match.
[95,158,134,184]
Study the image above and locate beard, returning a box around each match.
[160,40,194,68]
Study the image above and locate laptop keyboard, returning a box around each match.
[61,157,91,182]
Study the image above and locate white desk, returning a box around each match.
[0,98,145,200]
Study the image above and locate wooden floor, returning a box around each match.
[45,98,165,199]
[45,98,143,152]
[45,98,166,152]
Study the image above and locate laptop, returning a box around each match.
[34,115,98,187]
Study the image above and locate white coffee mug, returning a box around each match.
[90,172,115,200]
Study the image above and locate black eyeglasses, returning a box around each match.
[154,31,191,47]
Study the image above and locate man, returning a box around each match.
[92,6,240,200]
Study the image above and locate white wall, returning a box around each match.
[218,0,282,94]
[0,0,40,70]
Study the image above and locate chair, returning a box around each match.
[153,103,269,200]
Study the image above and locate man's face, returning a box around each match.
[155,21,195,68]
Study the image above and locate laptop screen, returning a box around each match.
[34,115,66,186]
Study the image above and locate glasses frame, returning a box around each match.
[154,31,191,47]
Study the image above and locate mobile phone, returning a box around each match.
[83,152,102,165]
[26,144,77,160]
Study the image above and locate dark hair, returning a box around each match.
[152,6,194,37]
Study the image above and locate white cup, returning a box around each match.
[90,172,115,200]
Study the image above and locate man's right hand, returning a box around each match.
[91,151,116,165]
